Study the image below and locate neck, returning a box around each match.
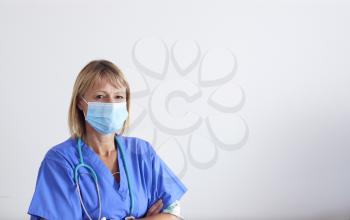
[83,123,116,157]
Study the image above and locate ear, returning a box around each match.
[77,97,84,111]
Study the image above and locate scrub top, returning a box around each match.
[28,135,187,220]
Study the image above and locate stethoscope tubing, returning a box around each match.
[74,136,134,220]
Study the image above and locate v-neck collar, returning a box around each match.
[79,135,128,194]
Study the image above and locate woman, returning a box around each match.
[28,60,187,220]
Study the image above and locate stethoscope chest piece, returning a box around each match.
[124,216,135,220]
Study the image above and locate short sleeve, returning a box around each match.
[28,158,82,219]
[147,142,188,210]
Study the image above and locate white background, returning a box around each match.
[0,0,350,219]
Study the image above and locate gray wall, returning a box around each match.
[0,0,349,219]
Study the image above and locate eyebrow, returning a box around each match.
[94,90,126,94]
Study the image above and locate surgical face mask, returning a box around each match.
[81,96,128,135]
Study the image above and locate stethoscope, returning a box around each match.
[74,136,135,220]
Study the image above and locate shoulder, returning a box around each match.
[117,135,156,158]
[117,135,152,146]
[42,137,78,169]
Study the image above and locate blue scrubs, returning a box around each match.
[28,135,187,219]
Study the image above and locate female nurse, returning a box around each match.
[28,60,187,220]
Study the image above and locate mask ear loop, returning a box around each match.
[81,96,88,104]
[81,96,88,118]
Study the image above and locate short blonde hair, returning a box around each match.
[68,59,131,138]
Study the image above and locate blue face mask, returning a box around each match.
[81,96,129,135]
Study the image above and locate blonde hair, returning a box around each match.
[68,59,131,138]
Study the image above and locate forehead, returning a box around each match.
[89,77,126,93]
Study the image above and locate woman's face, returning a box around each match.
[78,79,127,114]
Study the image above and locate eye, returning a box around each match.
[116,95,125,100]
[95,95,104,99]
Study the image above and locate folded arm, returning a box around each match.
[138,213,181,220]
[139,200,182,220]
